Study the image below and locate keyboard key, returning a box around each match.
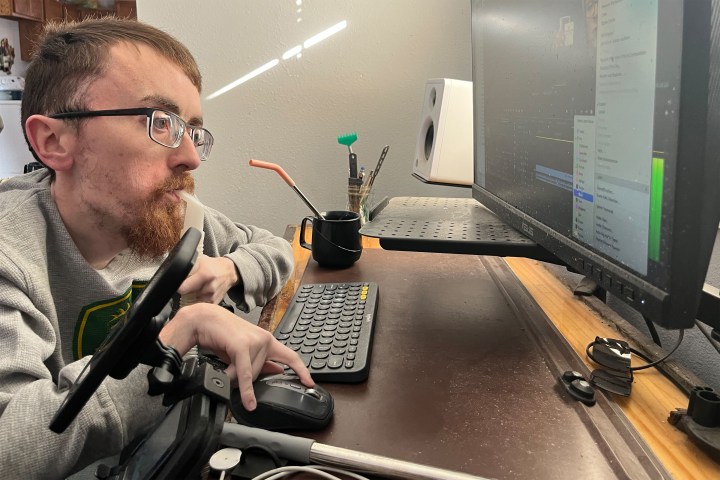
[279,300,304,334]
[327,356,344,368]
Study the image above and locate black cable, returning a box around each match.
[643,315,662,347]
[585,329,685,372]
[239,444,283,468]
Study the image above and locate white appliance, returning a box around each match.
[0,99,35,178]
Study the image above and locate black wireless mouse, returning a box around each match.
[229,374,334,431]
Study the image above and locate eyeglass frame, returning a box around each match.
[48,107,214,161]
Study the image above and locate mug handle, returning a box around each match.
[300,216,313,250]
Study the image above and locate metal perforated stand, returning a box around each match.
[362,197,720,331]
[360,196,562,262]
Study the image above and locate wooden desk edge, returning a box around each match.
[258,225,312,332]
[506,256,719,479]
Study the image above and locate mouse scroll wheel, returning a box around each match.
[305,388,322,399]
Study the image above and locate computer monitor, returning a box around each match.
[471,0,720,329]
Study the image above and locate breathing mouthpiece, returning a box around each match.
[178,190,204,243]
[178,190,204,307]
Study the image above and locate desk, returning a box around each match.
[259,226,720,479]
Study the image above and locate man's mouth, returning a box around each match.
[161,190,184,204]
[156,174,194,203]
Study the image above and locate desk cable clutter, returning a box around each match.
[583,331,720,459]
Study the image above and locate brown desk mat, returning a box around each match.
[289,249,669,479]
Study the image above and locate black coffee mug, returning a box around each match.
[300,211,362,268]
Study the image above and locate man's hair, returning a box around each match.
[21,16,202,164]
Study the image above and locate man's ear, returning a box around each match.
[24,115,76,172]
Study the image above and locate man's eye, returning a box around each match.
[152,117,170,130]
[191,129,205,144]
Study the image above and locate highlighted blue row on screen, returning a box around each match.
[573,189,594,202]
[534,160,662,263]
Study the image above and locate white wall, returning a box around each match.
[138,0,472,236]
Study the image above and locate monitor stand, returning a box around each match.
[360,196,562,262]
[361,196,720,329]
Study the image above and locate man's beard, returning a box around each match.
[125,174,195,258]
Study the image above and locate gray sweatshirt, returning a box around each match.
[0,170,294,478]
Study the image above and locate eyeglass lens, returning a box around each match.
[189,127,213,161]
[149,110,213,160]
[150,110,183,148]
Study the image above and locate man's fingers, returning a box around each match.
[177,274,201,295]
[259,361,286,376]
[272,345,315,387]
[234,351,257,411]
[224,364,237,382]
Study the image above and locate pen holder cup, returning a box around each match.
[300,211,362,268]
[347,183,372,225]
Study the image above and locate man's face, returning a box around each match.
[70,42,203,257]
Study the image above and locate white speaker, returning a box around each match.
[413,78,473,185]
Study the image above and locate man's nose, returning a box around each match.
[170,132,203,171]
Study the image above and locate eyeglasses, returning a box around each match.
[49,107,214,161]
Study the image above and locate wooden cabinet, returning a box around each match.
[47,0,135,22]
[61,3,80,20]
[17,19,41,60]
[43,0,62,21]
[17,1,61,61]
[0,0,44,21]
[114,0,135,19]
[9,0,137,61]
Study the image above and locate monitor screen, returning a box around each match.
[471,0,720,328]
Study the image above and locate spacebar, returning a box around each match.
[279,301,304,334]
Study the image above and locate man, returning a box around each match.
[0,17,313,477]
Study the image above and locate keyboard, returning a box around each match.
[275,282,379,382]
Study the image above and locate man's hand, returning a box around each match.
[177,255,239,304]
[158,303,314,411]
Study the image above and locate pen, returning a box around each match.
[367,145,389,189]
